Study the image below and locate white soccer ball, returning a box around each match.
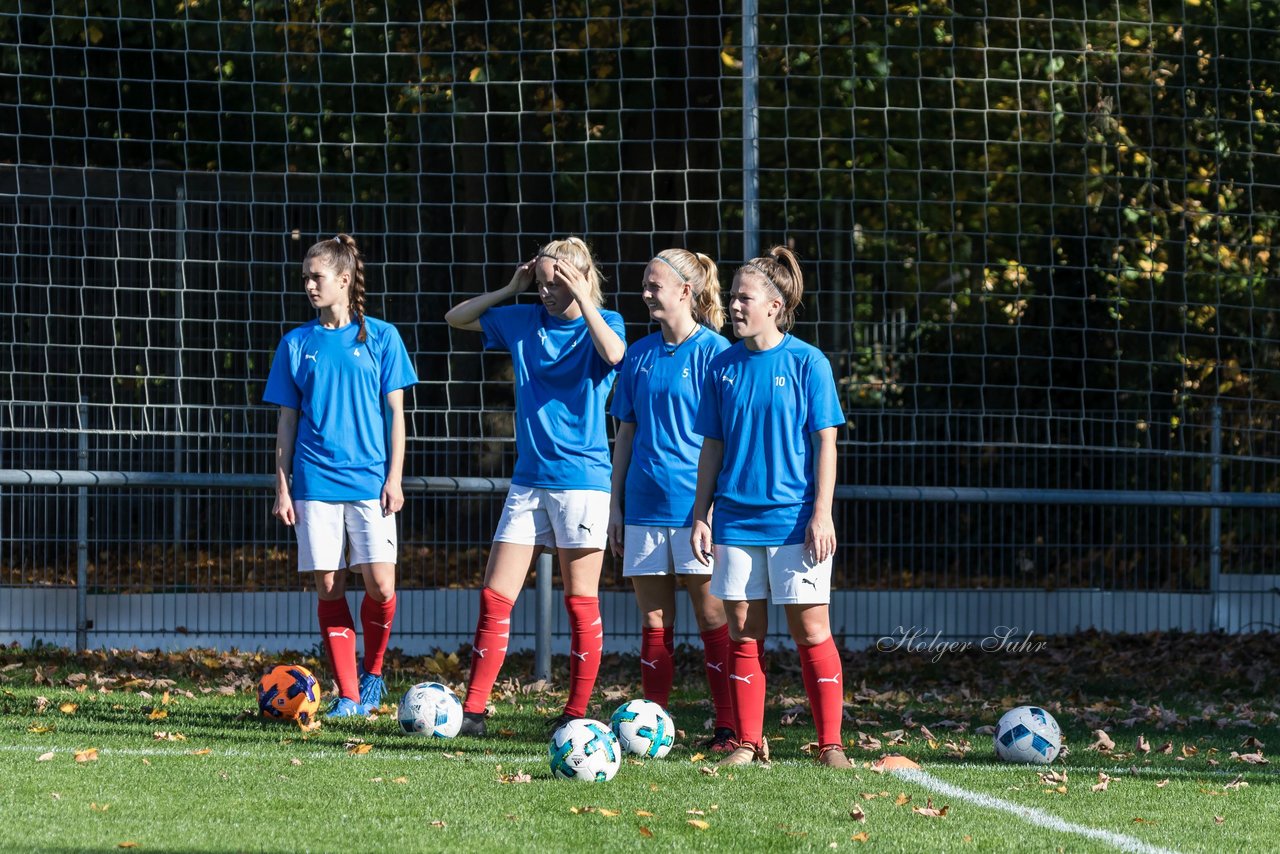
[610,699,675,759]
[397,681,463,738]
[548,718,621,782]
[994,705,1062,764]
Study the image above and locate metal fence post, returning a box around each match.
[535,551,553,682]
[76,399,89,651]
[1209,405,1223,632]
[742,0,759,258]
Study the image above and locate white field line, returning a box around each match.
[894,768,1182,854]
[910,760,1276,780]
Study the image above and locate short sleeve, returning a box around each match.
[479,305,524,352]
[611,354,637,422]
[693,367,724,440]
[804,353,845,433]
[377,324,419,395]
[263,338,300,409]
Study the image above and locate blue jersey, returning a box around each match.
[693,335,845,545]
[480,303,627,492]
[263,317,418,501]
[612,326,730,526]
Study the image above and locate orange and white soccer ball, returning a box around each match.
[257,665,321,724]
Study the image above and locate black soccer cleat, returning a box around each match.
[457,711,488,737]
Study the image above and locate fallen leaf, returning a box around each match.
[191,748,212,756]
[1214,816,1225,825]
[1231,751,1268,765]
[1136,735,1151,754]
[1224,775,1248,791]
[1133,817,1154,824]
[90,802,110,812]
[894,793,911,806]
[598,809,620,817]
[74,748,99,763]
[290,758,303,766]
[639,827,653,838]
[50,793,61,800]
[1241,736,1265,750]
[1092,772,1112,793]
[28,724,54,734]
[1088,730,1115,752]
[147,708,168,721]
[635,810,653,817]
[851,831,870,843]
[687,809,705,816]
[141,758,150,766]
[348,743,372,755]
[1181,744,1199,758]
[497,771,531,784]
[699,766,719,777]
[912,798,948,818]
[1156,741,1172,755]
[59,703,78,715]
[920,725,937,742]
[1155,779,1169,789]
[689,752,706,763]
[430,820,446,828]
[34,696,49,713]
[36,751,55,762]
[687,819,710,830]
[1038,770,1068,785]
[849,805,866,822]
[117,843,138,849]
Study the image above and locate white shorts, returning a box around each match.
[622,525,712,577]
[294,499,398,572]
[710,543,832,605]
[492,485,609,550]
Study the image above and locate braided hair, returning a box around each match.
[304,233,368,342]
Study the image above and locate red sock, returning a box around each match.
[700,624,734,732]
[360,593,396,676]
[640,626,674,708]
[728,638,766,749]
[798,636,844,748]
[317,597,359,701]
[462,587,514,715]
[565,595,603,718]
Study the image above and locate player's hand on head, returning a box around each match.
[508,258,537,293]
[552,261,590,304]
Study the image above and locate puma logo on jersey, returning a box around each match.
[640,658,658,670]
[817,673,841,684]
[304,353,318,362]
[374,621,392,629]
[578,524,593,535]
[572,650,589,661]
[475,648,487,658]
[721,374,734,386]
[729,672,754,685]
[537,329,548,345]
[706,661,724,673]
[801,578,817,588]
[639,366,651,375]
[327,628,351,639]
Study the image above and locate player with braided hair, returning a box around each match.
[264,234,418,718]
[691,245,850,768]
[607,248,736,752]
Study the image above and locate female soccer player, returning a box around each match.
[691,245,850,767]
[265,234,419,718]
[445,237,626,734]
[607,249,736,752]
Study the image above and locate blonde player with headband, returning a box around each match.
[445,237,626,735]
[691,245,850,768]
[265,234,419,718]
[607,249,736,753]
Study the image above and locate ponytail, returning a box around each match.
[653,248,724,329]
[304,233,368,342]
[738,245,803,333]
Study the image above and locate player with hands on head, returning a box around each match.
[265,233,418,718]
[608,248,736,752]
[445,236,626,735]
[690,245,849,768]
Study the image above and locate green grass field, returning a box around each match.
[1,637,1276,852]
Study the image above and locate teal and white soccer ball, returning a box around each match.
[397,682,463,738]
[548,718,621,782]
[610,699,675,759]
[994,705,1062,764]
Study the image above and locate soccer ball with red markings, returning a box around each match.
[549,718,621,782]
[397,682,463,737]
[994,705,1062,764]
[257,665,321,724]
[610,699,675,759]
